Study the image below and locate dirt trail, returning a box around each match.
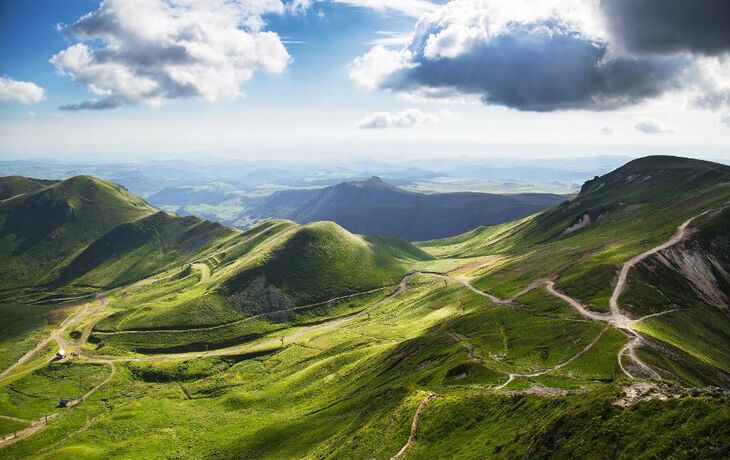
[0,295,106,382]
[190,263,210,283]
[495,328,610,389]
[0,415,32,424]
[419,213,704,383]
[85,275,411,364]
[0,361,116,449]
[543,281,611,322]
[390,392,436,460]
[92,286,389,336]
[609,212,709,322]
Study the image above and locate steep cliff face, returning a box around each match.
[652,239,730,315]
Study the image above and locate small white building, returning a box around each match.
[55,349,66,360]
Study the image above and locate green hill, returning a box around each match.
[0,176,57,200]
[57,211,235,289]
[1,161,729,458]
[223,221,433,305]
[0,176,155,297]
[419,155,730,385]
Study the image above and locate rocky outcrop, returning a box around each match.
[652,240,730,313]
[227,276,293,323]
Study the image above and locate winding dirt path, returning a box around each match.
[495,327,611,389]
[92,286,389,336]
[84,275,411,364]
[0,415,32,424]
[0,295,106,382]
[0,362,116,449]
[390,392,436,460]
[609,212,709,321]
[419,211,708,384]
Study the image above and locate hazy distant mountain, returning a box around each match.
[259,177,568,240]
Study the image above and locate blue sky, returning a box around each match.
[0,0,728,161]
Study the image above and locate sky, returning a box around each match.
[0,0,729,161]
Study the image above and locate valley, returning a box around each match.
[0,156,729,458]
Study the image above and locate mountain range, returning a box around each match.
[242,176,569,240]
[0,156,729,458]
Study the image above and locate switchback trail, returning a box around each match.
[390,392,436,460]
[431,208,714,382]
[609,211,711,322]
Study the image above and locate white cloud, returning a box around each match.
[721,114,730,127]
[357,108,439,129]
[52,0,291,110]
[634,118,675,134]
[349,0,730,114]
[599,126,614,135]
[0,76,45,104]
[287,0,437,18]
[349,0,687,112]
[324,0,437,18]
[349,46,414,91]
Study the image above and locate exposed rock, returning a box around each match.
[227,276,293,323]
[614,382,668,407]
[653,240,730,313]
[564,214,591,234]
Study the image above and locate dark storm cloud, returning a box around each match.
[382,23,687,112]
[600,0,730,55]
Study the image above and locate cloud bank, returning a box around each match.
[52,0,291,110]
[357,108,439,129]
[350,0,730,115]
[0,76,45,104]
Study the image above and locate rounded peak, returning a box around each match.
[621,155,726,172]
[62,175,100,185]
[343,176,397,190]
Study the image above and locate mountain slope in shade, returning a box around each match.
[0,176,156,293]
[267,176,567,241]
[57,211,236,289]
[0,176,58,200]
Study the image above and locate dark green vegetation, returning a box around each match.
[223,222,433,305]
[1,156,729,459]
[57,211,233,289]
[0,176,156,301]
[0,177,57,201]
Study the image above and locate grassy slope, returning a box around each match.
[621,207,730,382]
[0,303,72,373]
[0,176,57,200]
[222,221,433,305]
[2,160,730,458]
[57,211,235,288]
[0,176,155,297]
[2,273,727,459]
[419,156,730,310]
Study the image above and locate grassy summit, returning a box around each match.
[223,221,433,305]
